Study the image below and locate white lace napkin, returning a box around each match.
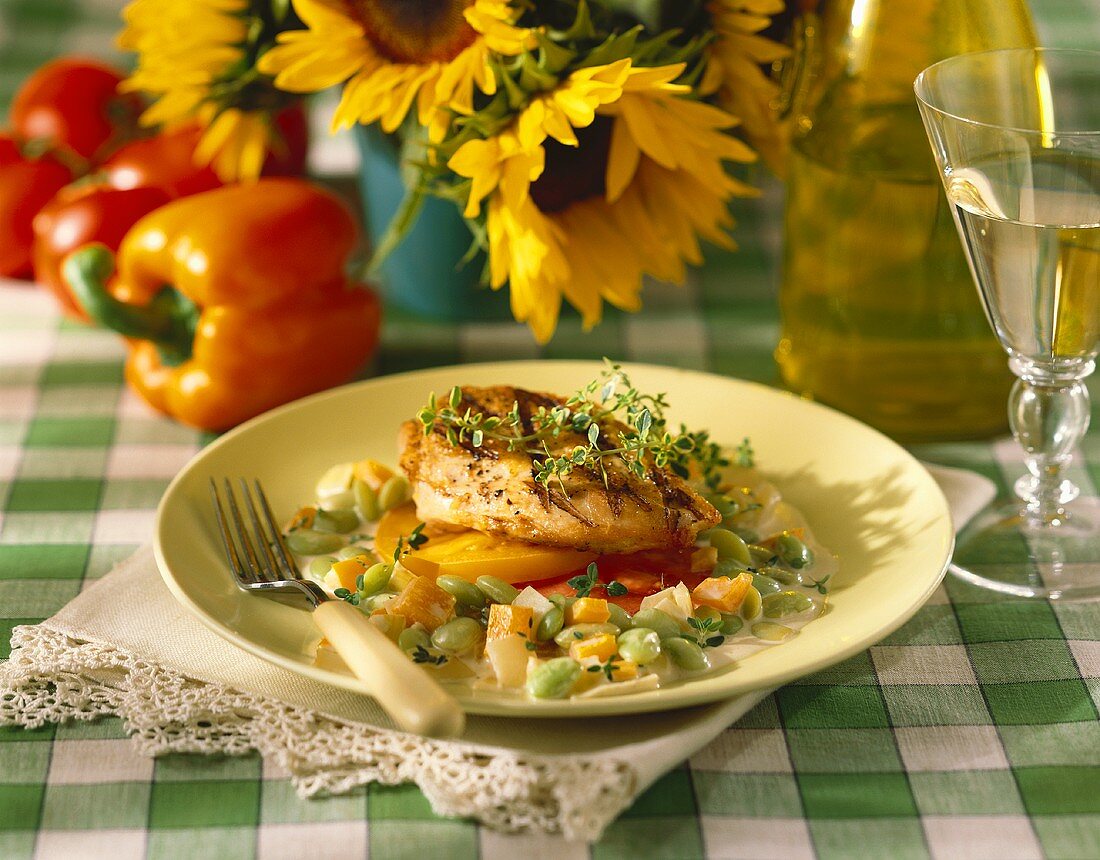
[0,464,993,841]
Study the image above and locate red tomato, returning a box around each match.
[0,138,73,278]
[9,57,142,163]
[32,184,171,318]
[519,550,707,614]
[102,126,223,198]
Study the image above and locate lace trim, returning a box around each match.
[0,625,635,841]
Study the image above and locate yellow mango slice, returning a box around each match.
[375,503,597,585]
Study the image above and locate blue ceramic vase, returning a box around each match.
[355,125,510,321]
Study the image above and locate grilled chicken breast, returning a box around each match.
[398,385,721,553]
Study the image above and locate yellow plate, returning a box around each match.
[154,360,953,718]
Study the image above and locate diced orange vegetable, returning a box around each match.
[329,558,367,591]
[609,660,639,682]
[486,603,535,643]
[375,503,597,584]
[569,596,611,625]
[692,572,753,613]
[353,458,394,490]
[385,575,455,631]
[569,633,617,662]
[287,506,316,530]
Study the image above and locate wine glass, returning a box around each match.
[915,48,1100,600]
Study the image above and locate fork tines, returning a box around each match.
[210,478,297,584]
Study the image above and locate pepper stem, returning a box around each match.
[63,244,198,366]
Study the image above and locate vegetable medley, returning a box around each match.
[284,454,836,700]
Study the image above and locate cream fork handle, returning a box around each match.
[313,601,466,738]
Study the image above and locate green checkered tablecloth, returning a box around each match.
[3,1,1100,858]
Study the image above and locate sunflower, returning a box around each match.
[258,0,536,137]
[702,0,790,170]
[449,61,758,343]
[118,0,284,181]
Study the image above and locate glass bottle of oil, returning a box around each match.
[776,0,1036,441]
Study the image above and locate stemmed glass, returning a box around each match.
[915,49,1100,600]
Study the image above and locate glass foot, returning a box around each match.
[949,496,1100,601]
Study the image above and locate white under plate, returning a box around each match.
[155,360,953,717]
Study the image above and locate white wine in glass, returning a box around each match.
[916,49,1100,600]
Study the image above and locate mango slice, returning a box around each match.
[375,503,597,585]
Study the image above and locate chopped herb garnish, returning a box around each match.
[410,645,447,666]
[392,522,429,564]
[808,575,831,595]
[417,359,737,490]
[567,562,630,599]
[687,616,726,648]
[333,587,360,606]
[524,640,538,651]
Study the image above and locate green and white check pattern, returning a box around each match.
[3,1,1100,857]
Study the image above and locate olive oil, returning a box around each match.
[776,0,1035,440]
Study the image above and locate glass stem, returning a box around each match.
[1007,357,1092,523]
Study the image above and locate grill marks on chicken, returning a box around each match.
[398,385,721,553]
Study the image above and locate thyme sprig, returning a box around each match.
[392,522,429,564]
[416,360,736,489]
[686,615,726,648]
[566,562,628,598]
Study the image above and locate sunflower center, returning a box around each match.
[341,0,476,64]
[530,116,613,214]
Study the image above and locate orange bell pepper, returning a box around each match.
[63,179,381,431]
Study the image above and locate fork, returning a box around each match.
[210,478,465,738]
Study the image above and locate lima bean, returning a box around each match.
[286,529,345,555]
[353,478,381,522]
[312,508,359,534]
[475,575,519,605]
[398,627,431,653]
[752,621,796,642]
[437,575,486,608]
[308,556,336,578]
[740,586,763,621]
[526,657,582,699]
[751,573,783,595]
[775,533,814,569]
[378,475,411,512]
[709,528,752,564]
[759,565,799,585]
[662,637,708,671]
[431,617,483,654]
[606,603,632,631]
[617,628,661,665]
[359,562,392,596]
[762,591,814,618]
[714,558,751,578]
[720,613,744,636]
[630,608,681,641]
[536,606,565,642]
[336,544,370,560]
